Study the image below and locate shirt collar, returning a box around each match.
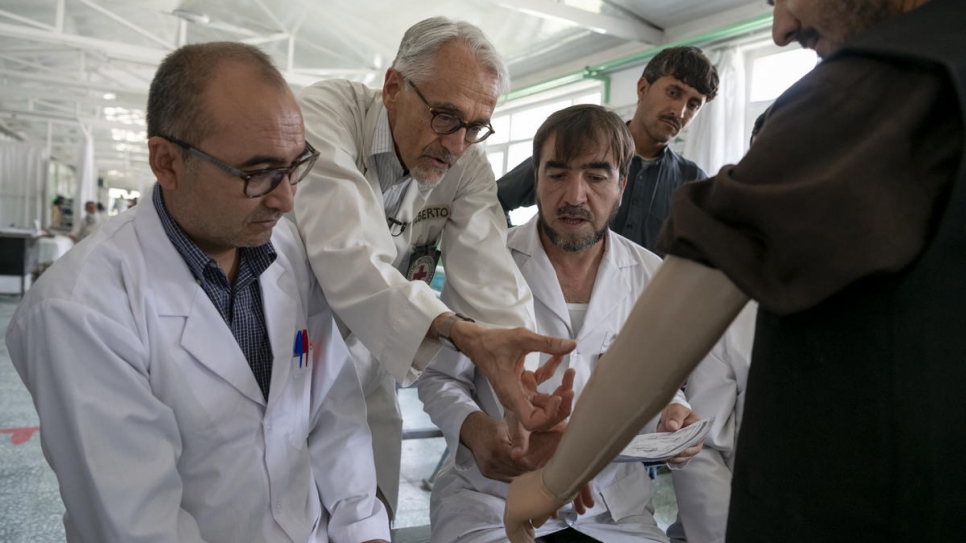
[152,183,276,284]
[371,108,397,157]
[623,121,672,165]
[369,109,410,192]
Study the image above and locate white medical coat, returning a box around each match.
[669,302,755,543]
[418,217,687,543]
[5,195,389,543]
[294,80,535,514]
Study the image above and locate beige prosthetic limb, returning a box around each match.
[504,256,749,542]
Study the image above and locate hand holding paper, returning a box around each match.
[613,417,714,463]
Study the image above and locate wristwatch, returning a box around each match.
[438,313,475,352]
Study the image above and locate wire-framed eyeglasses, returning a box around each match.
[406,79,495,144]
[160,135,320,198]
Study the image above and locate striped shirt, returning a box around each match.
[367,108,413,219]
[153,185,277,400]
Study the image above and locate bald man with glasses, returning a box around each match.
[6,42,390,543]
[294,17,576,518]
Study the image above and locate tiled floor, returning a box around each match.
[0,294,67,543]
[0,293,678,541]
[396,386,447,529]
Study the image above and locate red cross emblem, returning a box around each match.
[412,263,430,281]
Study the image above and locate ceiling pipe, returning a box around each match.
[171,8,210,25]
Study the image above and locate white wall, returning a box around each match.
[607,64,645,117]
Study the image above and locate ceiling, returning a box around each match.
[0,0,772,190]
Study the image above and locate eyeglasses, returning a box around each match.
[160,135,320,198]
[406,79,495,144]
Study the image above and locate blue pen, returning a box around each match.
[294,331,303,368]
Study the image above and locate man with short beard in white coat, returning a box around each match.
[6,42,388,543]
[418,105,706,543]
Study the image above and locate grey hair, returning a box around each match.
[391,17,510,97]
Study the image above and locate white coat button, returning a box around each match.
[265,422,272,434]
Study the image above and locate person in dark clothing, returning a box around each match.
[505,1,966,542]
[497,46,718,255]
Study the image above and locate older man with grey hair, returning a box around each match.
[294,17,575,518]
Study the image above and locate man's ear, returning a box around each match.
[636,76,651,101]
[618,175,628,200]
[148,136,182,191]
[382,68,404,113]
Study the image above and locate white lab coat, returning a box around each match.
[418,217,690,543]
[6,193,389,543]
[668,302,756,543]
[294,80,535,514]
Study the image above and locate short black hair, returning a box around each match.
[641,46,719,102]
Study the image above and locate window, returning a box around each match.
[484,82,603,225]
[749,48,819,102]
[107,188,141,216]
[743,43,819,146]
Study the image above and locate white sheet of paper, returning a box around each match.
[613,417,715,463]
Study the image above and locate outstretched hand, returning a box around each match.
[508,366,574,459]
[460,389,572,484]
[457,325,576,431]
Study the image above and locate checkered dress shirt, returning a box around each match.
[153,185,277,400]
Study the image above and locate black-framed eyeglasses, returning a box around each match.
[406,79,495,144]
[160,135,320,198]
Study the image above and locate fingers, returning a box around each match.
[683,409,701,427]
[491,371,547,431]
[668,440,704,466]
[580,483,595,510]
[560,367,575,390]
[550,368,576,420]
[527,369,575,429]
[519,393,565,431]
[532,365,575,425]
[508,414,532,459]
[532,354,563,384]
[516,329,576,356]
[572,483,594,515]
[573,495,585,515]
[661,403,689,432]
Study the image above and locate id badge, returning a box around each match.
[406,243,441,285]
